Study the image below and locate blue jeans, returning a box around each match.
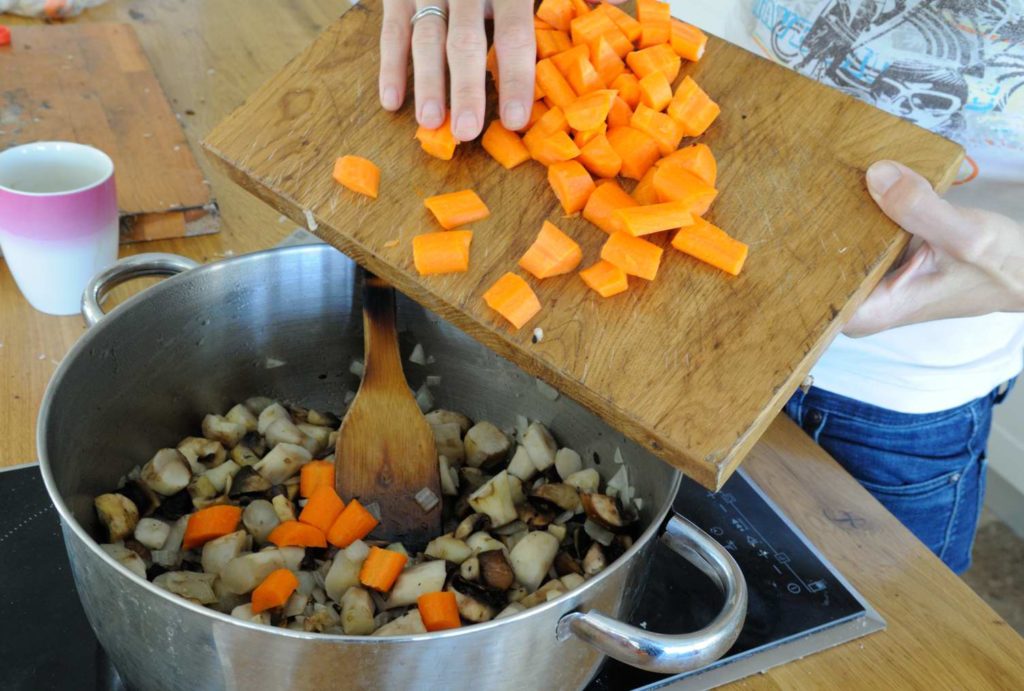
[784,381,1015,574]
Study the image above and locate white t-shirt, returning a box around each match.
[671,0,1024,413]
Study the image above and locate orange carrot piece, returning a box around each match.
[630,103,684,155]
[638,71,673,112]
[657,143,717,186]
[483,272,542,329]
[415,113,459,160]
[573,122,607,147]
[611,72,641,109]
[412,230,473,276]
[529,105,570,137]
[551,44,589,76]
[652,165,719,215]
[182,505,242,551]
[251,568,299,614]
[564,89,617,131]
[298,485,346,535]
[601,231,664,280]
[593,3,642,43]
[534,16,554,30]
[583,180,638,234]
[536,29,572,59]
[570,11,631,57]
[580,259,629,297]
[527,101,550,128]
[672,218,749,276]
[300,460,335,498]
[566,55,605,95]
[418,591,461,631]
[606,126,660,180]
[637,0,671,48]
[578,133,623,179]
[536,0,574,32]
[487,44,498,82]
[606,96,633,128]
[632,166,660,204]
[359,546,408,592]
[670,19,708,62]
[547,160,596,214]
[615,201,695,236]
[327,498,380,548]
[482,121,532,169]
[267,520,328,548]
[332,155,380,199]
[519,220,583,279]
[568,0,591,19]
[536,58,577,108]
[668,76,721,136]
[626,44,681,82]
[530,131,581,166]
[424,190,490,229]
[590,36,625,86]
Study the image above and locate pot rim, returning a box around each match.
[37,244,683,644]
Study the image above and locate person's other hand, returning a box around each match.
[845,160,1024,337]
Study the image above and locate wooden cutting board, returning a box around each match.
[0,23,215,242]
[204,0,963,490]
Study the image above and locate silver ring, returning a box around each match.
[411,5,447,26]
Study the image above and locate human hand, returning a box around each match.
[844,161,1024,337]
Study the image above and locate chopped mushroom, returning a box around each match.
[522,423,557,471]
[200,530,248,575]
[307,409,341,428]
[117,480,160,517]
[385,560,447,608]
[100,543,147,579]
[565,468,601,494]
[230,466,273,499]
[134,517,171,551]
[519,578,566,608]
[372,609,426,636]
[271,494,297,522]
[304,603,341,633]
[264,417,307,448]
[242,499,280,542]
[95,493,139,542]
[177,437,226,471]
[140,449,192,496]
[439,456,459,496]
[506,445,537,482]
[554,550,583,577]
[531,483,581,513]
[468,471,517,527]
[430,422,465,465]
[220,550,286,594]
[229,445,261,467]
[424,535,472,564]
[583,543,607,576]
[256,402,290,434]
[254,443,311,485]
[204,460,240,493]
[460,556,480,581]
[478,549,515,591]
[508,531,560,592]
[202,414,247,448]
[154,571,218,604]
[466,531,506,556]
[340,586,376,635]
[448,579,497,623]
[463,422,511,469]
[324,541,370,603]
[424,409,472,436]
[495,602,525,619]
[226,403,259,432]
[580,493,628,530]
[297,423,332,455]
[554,448,583,480]
[187,475,218,507]
[231,603,272,625]
[454,513,490,541]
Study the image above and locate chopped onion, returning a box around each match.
[345,539,370,562]
[408,344,426,365]
[607,465,629,499]
[426,355,436,364]
[553,509,574,525]
[414,487,439,513]
[614,447,625,465]
[349,359,364,377]
[364,502,382,522]
[303,209,318,232]
[633,497,644,512]
[514,415,529,439]
[264,357,286,369]
[535,378,560,401]
[584,519,615,546]
[343,390,356,405]
[492,519,527,536]
[425,375,442,387]
[415,383,434,413]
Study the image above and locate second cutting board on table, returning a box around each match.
[203,0,963,490]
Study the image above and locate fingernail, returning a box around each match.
[503,102,527,130]
[454,112,479,141]
[382,87,399,110]
[421,100,443,128]
[866,161,902,198]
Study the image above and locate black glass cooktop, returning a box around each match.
[0,463,881,691]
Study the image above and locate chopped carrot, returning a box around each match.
[359,546,408,592]
[611,72,641,109]
[573,123,607,147]
[578,133,623,179]
[530,131,581,166]
[601,231,664,280]
[534,16,554,30]
[580,259,629,297]
[570,11,631,58]
[630,103,683,155]
[657,143,718,187]
[536,0,574,32]
[251,568,299,614]
[424,190,490,229]
[583,180,638,234]
[564,89,617,131]
[565,55,605,95]
[638,71,673,112]
[672,218,749,276]
[652,165,719,215]
[332,156,380,199]
[606,126,660,180]
[668,76,721,137]
[415,113,458,160]
[670,19,708,62]
[547,160,596,214]
[298,485,346,535]
[590,36,625,86]
[0,26,11,47]
[636,0,671,48]
[615,201,695,236]
[413,230,473,276]
[593,3,642,43]
[606,96,633,128]
[536,58,577,108]
[568,0,591,19]
[527,101,550,129]
[418,591,461,631]
[536,29,572,59]
[182,505,242,551]
[327,498,380,548]
[482,121,532,170]
[626,44,680,82]
[632,167,660,204]
[487,44,498,82]
[551,44,589,77]
[300,460,335,498]
[483,272,541,329]
[519,221,583,279]
[268,520,328,548]
[528,104,569,137]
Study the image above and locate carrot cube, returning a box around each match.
[583,180,639,234]
[547,160,596,214]
[482,121,532,170]
[519,221,583,279]
[580,259,629,297]
[332,156,380,199]
[483,272,542,329]
[672,218,749,276]
[601,231,664,280]
[424,190,490,229]
[412,230,473,276]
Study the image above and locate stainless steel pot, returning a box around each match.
[38,245,746,691]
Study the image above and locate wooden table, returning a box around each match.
[2,2,1022,688]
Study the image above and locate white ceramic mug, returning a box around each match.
[0,142,119,316]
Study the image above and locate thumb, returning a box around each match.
[865,161,965,253]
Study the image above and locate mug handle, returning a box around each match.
[555,513,747,674]
[82,253,200,327]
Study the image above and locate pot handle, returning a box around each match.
[82,253,200,327]
[555,513,747,674]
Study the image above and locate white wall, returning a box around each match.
[989,387,1024,537]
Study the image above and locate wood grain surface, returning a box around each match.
[0,2,1021,688]
[203,0,964,490]
[0,23,212,240]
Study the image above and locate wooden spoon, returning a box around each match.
[335,271,441,549]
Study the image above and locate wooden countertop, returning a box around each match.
[2,2,1022,688]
